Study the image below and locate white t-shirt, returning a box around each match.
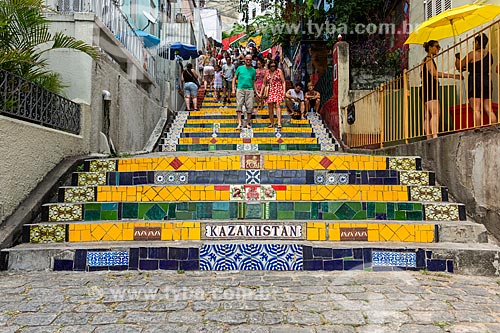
[287,88,304,101]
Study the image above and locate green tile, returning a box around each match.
[167,203,177,219]
[122,203,138,219]
[101,203,117,211]
[245,203,261,219]
[335,203,356,220]
[327,202,342,213]
[101,210,118,220]
[395,211,406,220]
[145,204,167,220]
[295,202,311,212]
[175,212,194,220]
[311,209,319,219]
[269,203,278,219]
[208,144,216,151]
[277,202,294,210]
[212,211,228,219]
[407,211,423,220]
[84,210,101,221]
[295,212,311,220]
[414,203,423,210]
[138,204,154,219]
[398,203,412,210]
[352,211,367,220]
[85,203,101,210]
[387,203,395,219]
[277,211,294,219]
[188,203,197,211]
[279,144,287,150]
[321,202,329,212]
[367,202,375,218]
[229,203,238,218]
[177,202,188,210]
[322,212,337,220]
[375,203,386,213]
[197,203,212,219]
[237,202,245,219]
[348,202,362,212]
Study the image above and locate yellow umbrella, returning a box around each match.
[405,4,500,44]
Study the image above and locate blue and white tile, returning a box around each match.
[240,128,253,138]
[162,144,177,152]
[246,170,261,184]
[237,144,258,152]
[321,143,338,151]
[372,251,417,268]
[325,172,349,185]
[314,171,327,185]
[87,251,129,267]
[200,244,302,271]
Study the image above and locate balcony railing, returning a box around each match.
[0,69,81,135]
[343,20,500,148]
[45,0,156,79]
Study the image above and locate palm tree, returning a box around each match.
[0,0,100,94]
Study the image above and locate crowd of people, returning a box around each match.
[180,45,321,130]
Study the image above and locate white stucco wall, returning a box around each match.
[0,104,91,223]
[201,8,222,42]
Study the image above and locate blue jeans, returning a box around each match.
[184,82,198,96]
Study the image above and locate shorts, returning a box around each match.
[223,80,232,90]
[184,82,198,96]
[236,89,254,113]
[292,102,299,111]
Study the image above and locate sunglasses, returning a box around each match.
[435,45,441,49]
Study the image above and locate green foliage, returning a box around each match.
[0,0,100,94]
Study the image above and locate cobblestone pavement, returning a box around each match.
[1,270,500,333]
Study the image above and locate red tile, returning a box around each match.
[242,138,251,143]
[210,138,217,144]
[169,157,183,170]
[214,185,230,191]
[277,138,284,144]
[319,157,332,169]
[272,185,287,191]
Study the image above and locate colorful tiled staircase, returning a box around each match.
[5,92,499,275]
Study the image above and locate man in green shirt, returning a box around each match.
[232,54,257,129]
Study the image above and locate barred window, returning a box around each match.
[424,0,452,20]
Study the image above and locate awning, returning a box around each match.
[134,30,160,48]
[158,42,199,60]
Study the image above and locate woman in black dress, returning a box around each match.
[456,33,497,126]
[421,40,461,139]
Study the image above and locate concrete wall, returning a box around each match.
[46,14,163,153]
[0,104,91,224]
[364,126,500,241]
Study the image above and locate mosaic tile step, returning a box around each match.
[10,243,478,274]
[185,119,310,125]
[42,201,466,223]
[72,170,435,187]
[173,137,320,145]
[59,184,448,203]
[84,155,421,173]
[181,127,314,133]
[182,122,312,128]
[170,132,316,139]
[163,143,324,152]
[28,219,488,244]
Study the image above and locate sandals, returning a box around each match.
[277,124,282,129]
[267,124,274,128]
[235,125,242,130]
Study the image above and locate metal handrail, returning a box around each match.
[0,69,81,134]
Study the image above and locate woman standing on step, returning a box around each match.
[421,40,461,139]
[181,63,199,111]
[260,60,286,128]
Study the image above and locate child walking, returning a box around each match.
[214,65,223,102]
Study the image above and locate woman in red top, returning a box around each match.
[255,60,266,110]
[259,61,286,128]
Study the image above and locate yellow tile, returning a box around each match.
[172,228,181,240]
[318,226,326,240]
[307,227,319,241]
[80,229,92,242]
[162,228,173,241]
[367,229,379,242]
[181,228,189,240]
[122,227,134,241]
[328,227,340,241]
[68,230,79,242]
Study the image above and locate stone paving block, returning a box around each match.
[409,310,456,324]
[294,301,334,312]
[363,310,411,325]
[285,312,322,325]
[90,313,124,325]
[269,327,315,333]
[223,301,261,311]
[17,326,58,333]
[142,324,188,333]
[451,311,499,323]
[397,324,445,333]
[187,323,228,332]
[204,311,248,324]
[191,301,221,311]
[113,301,149,311]
[123,311,168,324]
[314,326,356,333]
[11,313,57,326]
[148,301,188,311]
[53,313,91,326]
[93,324,143,333]
[58,325,98,333]
[0,327,19,333]
[322,310,366,325]
[446,323,490,332]
[228,325,271,333]
[248,312,284,325]
[167,311,202,324]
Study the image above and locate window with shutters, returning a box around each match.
[424,0,452,20]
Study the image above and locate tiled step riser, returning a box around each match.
[161,144,330,152]
[43,201,466,223]
[166,133,318,139]
[24,220,487,244]
[83,156,421,173]
[72,170,436,187]
[58,184,448,203]
[182,123,313,128]
[11,244,499,275]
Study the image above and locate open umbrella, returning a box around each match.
[405,4,500,44]
[158,42,199,60]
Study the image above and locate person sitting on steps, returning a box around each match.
[305,82,321,113]
[285,82,306,120]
